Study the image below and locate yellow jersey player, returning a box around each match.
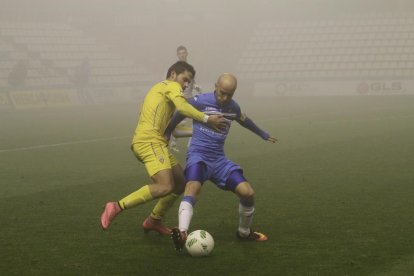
[169,46,202,152]
[100,61,226,235]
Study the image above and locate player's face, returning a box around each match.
[171,70,193,90]
[215,85,235,107]
[177,50,188,62]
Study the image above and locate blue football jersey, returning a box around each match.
[188,92,241,158]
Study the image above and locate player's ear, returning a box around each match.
[170,71,177,80]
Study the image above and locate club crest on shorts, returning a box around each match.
[158,156,164,164]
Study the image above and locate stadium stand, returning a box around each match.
[0,20,153,108]
[238,13,414,96]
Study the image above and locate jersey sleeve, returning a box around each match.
[189,95,203,110]
[165,82,205,122]
[236,104,270,140]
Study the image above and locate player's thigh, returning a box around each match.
[185,160,209,184]
[212,158,242,190]
[184,161,208,198]
[132,142,175,178]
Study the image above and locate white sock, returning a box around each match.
[238,203,255,237]
[178,201,193,232]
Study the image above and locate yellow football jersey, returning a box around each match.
[132,80,204,145]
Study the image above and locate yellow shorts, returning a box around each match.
[132,142,178,177]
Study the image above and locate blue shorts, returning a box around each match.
[185,154,246,191]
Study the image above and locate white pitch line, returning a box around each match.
[0,119,271,154]
[0,135,131,153]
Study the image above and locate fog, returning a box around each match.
[2,3,414,274]
[1,0,414,108]
[2,1,413,78]
[0,0,414,275]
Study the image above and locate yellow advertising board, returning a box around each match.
[9,89,79,108]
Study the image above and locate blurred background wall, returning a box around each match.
[1,0,414,108]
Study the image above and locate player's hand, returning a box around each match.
[267,136,277,143]
[206,115,227,131]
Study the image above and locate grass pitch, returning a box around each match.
[0,95,413,275]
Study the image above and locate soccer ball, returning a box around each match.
[185,230,214,257]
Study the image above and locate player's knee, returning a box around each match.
[160,184,174,196]
[153,179,175,195]
[236,182,255,199]
[241,189,255,200]
[185,181,202,197]
[249,189,255,199]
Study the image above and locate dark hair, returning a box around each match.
[176,45,187,52]
[166,61,195,78]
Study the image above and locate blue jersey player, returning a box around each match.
[168,73,277,251]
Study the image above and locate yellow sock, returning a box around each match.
[151,193,179,220]
[118,185,153,210]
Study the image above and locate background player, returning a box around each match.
[169,46,202,152]
[166,73,277,251]
[100,61,226,235]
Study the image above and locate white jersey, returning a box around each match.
[182,79,200,99]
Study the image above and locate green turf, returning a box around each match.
[0,96,413,275]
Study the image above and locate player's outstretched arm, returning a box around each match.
[172,96,227,132]
[237,114,277,143]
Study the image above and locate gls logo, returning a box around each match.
[357,82,404,94]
